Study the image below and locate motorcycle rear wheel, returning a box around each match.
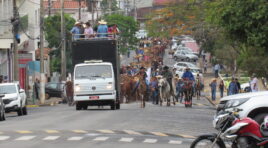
[190,135,226,148]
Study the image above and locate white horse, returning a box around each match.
[158,78,171,106]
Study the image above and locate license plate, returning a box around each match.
[89,96,99,100]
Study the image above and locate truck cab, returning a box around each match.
[73,61,119,110]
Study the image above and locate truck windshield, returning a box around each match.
[0,85,17,94]
[75,65,112,79]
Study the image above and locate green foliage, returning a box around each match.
[104,14,139,53]
[44,14,75,73]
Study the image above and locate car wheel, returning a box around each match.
[17,107,23,116]
[45,93,50,100]
[76,102,82,110]
[254,113,268,124]
[111,101,116,110]
[22,106,27,115]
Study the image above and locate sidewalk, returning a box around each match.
[27,97,63,107]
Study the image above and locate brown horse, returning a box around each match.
[120,74,134,103]
[133,75,147,108]
[183,78,193,107]
[195,79,203,100]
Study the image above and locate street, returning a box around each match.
[0,98,215,148]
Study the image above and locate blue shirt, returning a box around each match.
[228,82,238,95]
[97,24,108,37]
[176,81,184,92]
[182,71,195,81]
[70,26,80,39]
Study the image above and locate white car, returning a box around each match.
[241,82,251,92]
[217,91,268,124]
[173,62,200,70]
[135,29,148,39]
[175,68,202,79]
[0,83,27,116]
[173,50,198,62]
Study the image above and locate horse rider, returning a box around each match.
[136,67,147,80]
[182,67,195,81]
[161,66,173,92]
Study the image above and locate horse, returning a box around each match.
[120,74,134,103]
[183,78,194,107]
[158,78,173,106]
[194,78,203,100]
[132,75,147,108]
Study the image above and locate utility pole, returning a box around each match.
[91,0,94,25]
[40,0,45,104]
[12,0,19,81]
[48,0,51,16]
[134,0,137,21]
[61,0,66,81]
[78,0,81,20]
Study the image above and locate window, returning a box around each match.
[0,85,17,94]
[47,83,57,89]
[75,65,113,79]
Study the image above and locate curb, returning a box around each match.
[26,101,60,108]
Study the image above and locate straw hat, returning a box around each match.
[98,20,107,24]
[75,22,80,25]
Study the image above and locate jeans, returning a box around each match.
[220,88,224,98]
[211,89,216,101]
[176,91,183,102]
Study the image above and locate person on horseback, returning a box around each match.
[161,66,173,93]
[137,67,147,80]
[182,67,195,81]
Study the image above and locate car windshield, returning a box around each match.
[0,85,16,94]
[75,65,112,79]
[186,63,197,67]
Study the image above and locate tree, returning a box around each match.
[100,0,118,14]
[104,14,139,53]
[44,14,75,73]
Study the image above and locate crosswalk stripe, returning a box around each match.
[143,139,157,143]
[93,137,109,141]
[45,130,59,134]
[169,140,182,144]
[72,130,88,134]
[97,130,114,134]
[15,136,36,141]
[123,130,142,135]
[119,137,133,142]
[43,136,60,141]
[16,130,33,134]
[67,136,83,141]
[0,136,10,141]
[151,132,168,137]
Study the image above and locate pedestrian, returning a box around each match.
[65,79,74,106]
[210,78,217,102]
[228,78,239,95]
[250,74,258,92]
[219,80,224,98]
[70,22,81,40]
[204,60,207,73]
[34,78,40,100]
[97,20,108,37]
[150,77,158,104]
[84,22,94,38]
[214,64,220,78]
[235,78,241,93]
[176,78,184,103]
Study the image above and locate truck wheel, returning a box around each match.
[116,102,120,109]
[76,103,82,110]
[22,107,27,115]
[254,113,268,124]
[17,107,23,116]
[111,101,116,110]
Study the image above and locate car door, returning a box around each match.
[46,83,58,97]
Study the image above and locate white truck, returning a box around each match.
[72,39,120,110]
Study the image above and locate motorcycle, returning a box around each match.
[190,108,268,148]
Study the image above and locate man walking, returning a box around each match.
[228,78,239,95]
[214,64,220,78]
[250,74,258,92]
[210,79,217,102]
[65,79,74,106]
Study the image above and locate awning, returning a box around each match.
[0,39,13,49]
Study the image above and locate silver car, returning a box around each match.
[0,94,5,121]
[173,50,198,62]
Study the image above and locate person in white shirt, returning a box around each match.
[250,74,258,92]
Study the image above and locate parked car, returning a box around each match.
[45,82,65,99]
[177,47,198,56]
[175,67,203,78]
[173,62,200,70]
[135,29,148,39]
[0,94,5,121]
[173,50,198,62]
[216,91,268,124]
[0,83,27,116]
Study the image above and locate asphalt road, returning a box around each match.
[0,98,216,148]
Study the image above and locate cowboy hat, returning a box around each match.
[75,21,80,25]
[98,20,107,24]
[156,75,163,79]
